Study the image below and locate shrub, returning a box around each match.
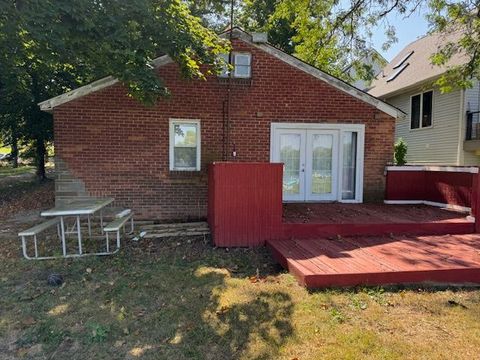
[394,138,407,165]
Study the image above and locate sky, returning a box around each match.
[371,6,431,62]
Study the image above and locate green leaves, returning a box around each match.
[0,0,229,177]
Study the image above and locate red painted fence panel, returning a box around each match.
[208,162,283,247]
[385,166,476,208]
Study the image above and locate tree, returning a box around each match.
[236,0,479,90]
[0,0,228,180]
[428,0,480,91]
[298,0,480,92]
[237,0,394,81]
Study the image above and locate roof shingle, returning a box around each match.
[369,30,467,98]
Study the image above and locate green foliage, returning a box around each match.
[394,138,408,166]
[330,307,346,323]
[428,0,480,92]
[0,0,228,178]
[87,322,110,343]
[237,0,403,83]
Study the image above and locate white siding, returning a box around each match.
[463,80,480,165]
[387,88,462,165]
[465,80,480,112]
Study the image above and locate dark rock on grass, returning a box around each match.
[47,273,64,286]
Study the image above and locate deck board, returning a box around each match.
[267,234,480,288]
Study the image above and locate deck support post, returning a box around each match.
[472,173,480,233]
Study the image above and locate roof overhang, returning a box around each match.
[38,56,173,112]
[372,74,443,100]
[39,27,404,119]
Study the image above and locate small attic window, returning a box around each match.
[233,53,251,78]
[386,62,409,82]
[393,51,414,69]
[217,52,252,79]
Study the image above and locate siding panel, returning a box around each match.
[464,81,480,165]
[388,88,461,164]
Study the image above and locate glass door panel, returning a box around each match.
[274,130,306,201]
[342,132,357,200]
[306,131,338,201]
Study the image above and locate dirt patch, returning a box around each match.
[0,180,54,221]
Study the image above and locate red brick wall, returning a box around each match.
[53,37,395,220]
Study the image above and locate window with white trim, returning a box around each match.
[411,90,433,129]
[217,52,251,79]
[169,119,201,171]
[234,53,251,78]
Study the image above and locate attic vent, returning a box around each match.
[393,50,414,69]
[252,32,268,43]
[386,62,409,82]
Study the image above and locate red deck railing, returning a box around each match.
[384,165,476,209]
[208,163,479,247]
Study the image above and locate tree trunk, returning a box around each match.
[10,133,18,168]
[35,137,46,181]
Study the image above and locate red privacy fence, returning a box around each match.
[384,166,478,210]
[208,162,283,247]
[208,163,480,247]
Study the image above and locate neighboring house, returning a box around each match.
[39,28,401,220]
[369,31,480,166]
[345,48,387,91]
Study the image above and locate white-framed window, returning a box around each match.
[169,119,201,171]
[217,52,252,79]
[234,53,251,78]
[410,90,433,130]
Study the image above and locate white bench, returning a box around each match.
[103,210,134,252]
[18,217,61,260]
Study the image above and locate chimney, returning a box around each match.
[252,32,268,43]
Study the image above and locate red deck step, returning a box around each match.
[267,234,480,288]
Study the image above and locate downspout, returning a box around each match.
[225,1,234,161]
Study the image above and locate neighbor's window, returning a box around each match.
[169,119,201,171]
[411,90,433,129]
[217,52,252,78]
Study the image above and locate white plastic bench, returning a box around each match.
[103,210,134,253]
[18,218,61,260]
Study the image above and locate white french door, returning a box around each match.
[274,130,306,201]
[271,123,364,202]
[305,130,339,201]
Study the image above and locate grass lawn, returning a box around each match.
[1,183,480,359]
[0,165,35,178]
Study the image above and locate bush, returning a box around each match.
[394,138,407,165]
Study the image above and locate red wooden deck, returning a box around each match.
[281,203,475,239]
[267,234,480,288]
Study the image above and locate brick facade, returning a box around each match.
[53,37,395,220]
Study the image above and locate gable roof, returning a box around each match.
[39,27,403,118]
[369,30,467,98]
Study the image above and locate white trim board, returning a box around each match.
[169,118,201,171]
[386,165,479,173]
[38,28,403,119]
[384,200,471,213]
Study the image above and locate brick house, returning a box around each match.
[39,28,402,221]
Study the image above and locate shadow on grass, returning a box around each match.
[1,235,294,359]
